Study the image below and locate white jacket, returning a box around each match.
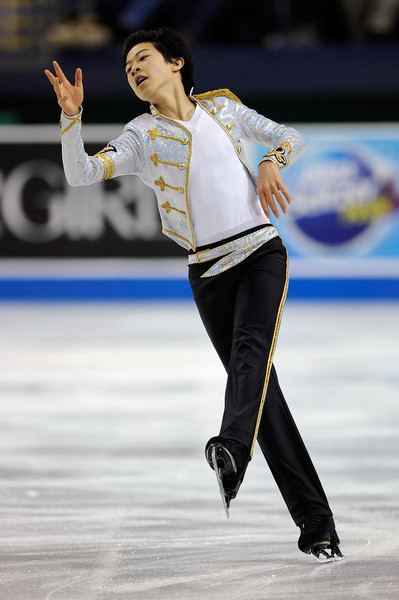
[59,88,305,252]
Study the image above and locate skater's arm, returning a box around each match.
[59,110,144,186]
[228,96,304,219]
[233,99,305,169]
[45,61,144,186]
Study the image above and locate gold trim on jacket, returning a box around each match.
[60,89,305,252]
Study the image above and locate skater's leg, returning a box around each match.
[219,236,288,454]
[188,257,235,373]
[188,244,249,511]
[257,363,333,525]
[215,236,335,526]
[259,367,343,559]
[189,234,341,554]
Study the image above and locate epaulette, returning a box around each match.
[193,88,242,104]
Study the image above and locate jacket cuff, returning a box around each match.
[59,106,83,137]
[258,141,293,169]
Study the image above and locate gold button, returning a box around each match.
[161,201,171,214]
[148,128,158,140]
[237,145,242,153]
[179,163,186,170]
[225,123,232,130]
[210,108,217,115]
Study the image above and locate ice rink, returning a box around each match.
[0,301,398,599]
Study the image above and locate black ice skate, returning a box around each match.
[298,515,344,562]
[205,436,250,519]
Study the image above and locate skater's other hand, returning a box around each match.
[257,161,292,219]
[44,61,84,117]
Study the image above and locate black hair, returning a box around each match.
[122,27,195,95]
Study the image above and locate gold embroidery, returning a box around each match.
[225,122,235,131]
[150,152,159,166]
[150,153,186,170]
[96,144,116,154]
[155,177,184,193]
[261,141,293,168]
[162,228,193,247]
[250,253,289,458]
[153,115,196,251]
[148,128,158,140]
[161,201,186,216]
[193,88,242,104]
[60,115,81,136]
[147,128,188,144]
[265,147,287,167]
[95,153,115,180]
[282,141,293,153]
[210,103,226,115]
[196,249,211,263]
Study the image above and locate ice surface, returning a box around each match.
[0,301,398,599]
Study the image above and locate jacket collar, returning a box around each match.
[149,103,159,117]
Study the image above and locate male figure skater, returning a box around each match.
[45,27,343,561]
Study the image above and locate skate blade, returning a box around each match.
[311,546,344,563]
[211,446,230,519]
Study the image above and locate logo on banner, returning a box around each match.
[0,159,159,243]
[287,149,399,248]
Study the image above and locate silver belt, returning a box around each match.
[187,225,279,278]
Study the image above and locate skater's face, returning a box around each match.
[125,42,185,102]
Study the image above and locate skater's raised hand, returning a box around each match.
[44,61,84,117]
[257,160,292,219]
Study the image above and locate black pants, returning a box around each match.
[188,224,333,525]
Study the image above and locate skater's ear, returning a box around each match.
[171,56,185,73]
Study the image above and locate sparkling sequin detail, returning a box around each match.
[60,91,305,252]
[187,226,279,277]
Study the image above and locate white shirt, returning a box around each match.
[176,103,269,246]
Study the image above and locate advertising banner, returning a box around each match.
[248,123,399,281]
[0,125,178,257]
[0,123,398,299]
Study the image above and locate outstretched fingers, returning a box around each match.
[44,69,55,85]
[45,61,83,115]
[52,60,69,85]
[259,182,294,218]
[272,188,288,214]
[44,69,61,96]
[279,182,292,205]
[74,67,83,87]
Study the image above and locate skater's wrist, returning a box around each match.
[62,106,83,119]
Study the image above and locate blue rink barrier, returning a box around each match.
[0,278,398,301]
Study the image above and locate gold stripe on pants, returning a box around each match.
[250,252,289,458]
